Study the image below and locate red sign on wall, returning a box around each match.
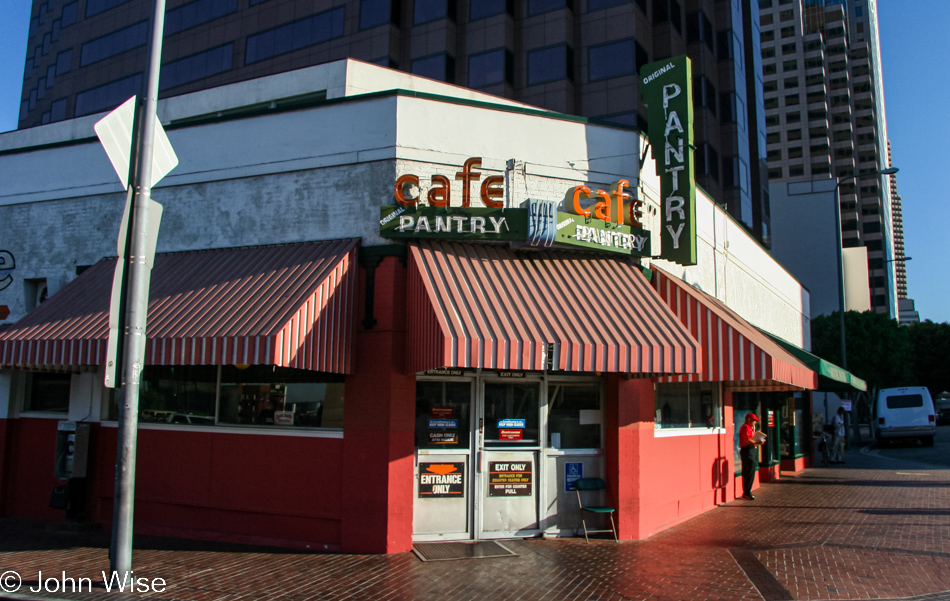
[767,411,775,427]
[499,429,523,441]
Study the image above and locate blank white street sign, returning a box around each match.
[94,95,179,188]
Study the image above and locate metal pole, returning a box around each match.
[834,180,847,370]
[110,0,166,577]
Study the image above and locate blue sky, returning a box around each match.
[0,0,947,323]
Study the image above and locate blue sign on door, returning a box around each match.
[565,462,583,492]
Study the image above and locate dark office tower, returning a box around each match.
[758,0,898,313]
[17,0,771,246]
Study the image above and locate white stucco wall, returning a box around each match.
[639,137,810,349]
[0,60,809,349]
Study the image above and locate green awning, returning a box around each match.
[759,331,867,392]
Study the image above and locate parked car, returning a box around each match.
[936,393,950,425]
[873,386,936,446]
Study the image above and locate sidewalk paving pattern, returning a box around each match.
[2,446,950,601]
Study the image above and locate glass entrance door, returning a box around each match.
[413,379,474,540]
[412,377,542,541]
[478,380,541,538]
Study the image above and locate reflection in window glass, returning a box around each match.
[25,372,70,412]
[245,7,345,64]
[56,49,72,75]
[655,382,721,429]
[589,39,635,81]
[360,0,391,29]
[886,394,923,409]
[471,0,508,20]
[75,73,142,116]
[61,1,77,25]
[415,0,453,24]
[412,53,455,82]
[548,383,601,449]
[589,0,636,10]
[50,98,67,121]
[85,0,133,18]
[529,0,567,17]
[164,0,238,36]
[528,44,571,85]
[483,382,539,445]
[161,44,233,90]
[468,48,508,88]
[131,365,345,428]
[80,21,148,66]
[138,366,217,425]
[218,366,344,428]
[415,381,471,449]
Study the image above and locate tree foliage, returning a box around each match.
[906,320,950,398]
[812,313,950,397]
[811,311,913,390]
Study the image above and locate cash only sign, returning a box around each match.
[640,55,697,266]
[379,157,651,257]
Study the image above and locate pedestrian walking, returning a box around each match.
[739,413,765,500]
[832,407,846,464]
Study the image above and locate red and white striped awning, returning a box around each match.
[0,239,358,373]
[651,267,816,391]
[407,241,701,375]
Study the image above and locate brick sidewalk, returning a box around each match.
[3,446,950,601]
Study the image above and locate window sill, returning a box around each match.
[545,448,603,456]
[100,421,343,438]
[16,412,69,419]
[654,427,727,438]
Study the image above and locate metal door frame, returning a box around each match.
[475,374,546,539]
[412,375,477,542]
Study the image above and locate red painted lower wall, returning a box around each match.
[94,426,346,550]
[637,430,733,537]
[781,456,808,472]
[606,380,739,541]
[0,418,8,516]
[1,418,67,521]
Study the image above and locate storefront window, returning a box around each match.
[139,366,216,424]
[414,380,471,448]
[120,365,344,429]
[24,372,71,412]
[218,365,344,428]
[547,383,601,449]
[483,382,539,445]
[655,382,721,429]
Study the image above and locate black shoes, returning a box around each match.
[741,494,755,500]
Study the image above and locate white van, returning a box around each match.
[873,386,936,446]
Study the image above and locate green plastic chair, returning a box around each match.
[573,477,618,543]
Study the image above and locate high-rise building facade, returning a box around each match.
[887,140,907,300]
[17,0,772,246]
[758,0,898,313]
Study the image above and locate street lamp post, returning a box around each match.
[832,166,899,370]
[833,167,898,447]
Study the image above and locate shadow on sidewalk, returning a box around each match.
[0,518,309,555]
